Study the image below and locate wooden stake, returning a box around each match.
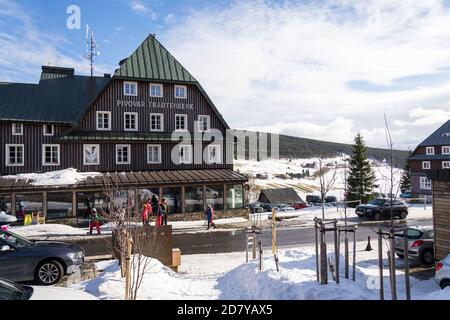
[315,219,319,282]
[389,229,397,300]
[352,226,356,281]
[403,228,411,300]
[272,208,276,255]
[378,227,384,300]
[125,231,132,300]
[334,221,339,283]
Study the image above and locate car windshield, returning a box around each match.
[0,230,34,248]
[368,199,386,206]
[0,278,32,300]
[405,228,423,240]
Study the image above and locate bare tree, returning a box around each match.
[95,184,166,300]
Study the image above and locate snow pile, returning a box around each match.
[73,244,449,300]
[73,257,219,300]
[2,168,101,186]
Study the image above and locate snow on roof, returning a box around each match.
[2,168,101,186]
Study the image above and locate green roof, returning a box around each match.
[0,68,110,124]
[114,34,197,82]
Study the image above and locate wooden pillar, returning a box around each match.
[159,187,163,201]
[72,191,77,218]
[134,188,139,217]
[11,193,16,216]
[203,185,207,211]
[223,184,227,213]
[42,192,48,218]
[181,186,186,214]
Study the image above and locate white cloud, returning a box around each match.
[164,13,175,24]
[128,0,157,20]
[0,0,109,81]
[160,0,450,149]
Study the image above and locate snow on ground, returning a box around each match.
[235,157,402,202]
[72,241,449,300]
[2,168,101,186]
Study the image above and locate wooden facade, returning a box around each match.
[432,179,450,260]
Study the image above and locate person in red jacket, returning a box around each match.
[141,199,151,225]
[155,203,164,227]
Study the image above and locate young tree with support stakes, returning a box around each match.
[347,134,376,206]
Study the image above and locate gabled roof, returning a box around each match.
[114,34,197,82]
[418,120,450,147]
[258,188,305,205]
[0,67,110,124]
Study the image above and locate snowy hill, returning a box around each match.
[234,157,401,202]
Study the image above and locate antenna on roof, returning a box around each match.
[84,24,100,77]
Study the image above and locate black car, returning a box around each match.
[0,229,85,286]
[355,199,409,221]
[306,195,322,205]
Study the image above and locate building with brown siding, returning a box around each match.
[0,34,247,225]
[409,120,450,260]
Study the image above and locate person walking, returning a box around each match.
[160,198,168,226]
[151,194,158,215]
[88,208,102,235]
[141,199,151,225]
[205,204,216,230]
[155,203,164,227]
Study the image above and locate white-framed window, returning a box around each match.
[198,115,210,132]
[124,112,138,131]
[443,161,450,169]
[175,114,188,132]
[5,144,24,167]
[42,144,60,166]
[420,177,432,190]
[442,146,450,155]
[124,81,138,96]
[150,83,163,97]
[422,161,431,170]
[96,111,111,131]
[43,124,54,136]
[116,144,131,165]
[150,113,164,132]
[147,144,161,164]
[425,147,435,155]
[207,144,221,164]
[178,145,192,164]
[174,85,187,99]
[83,144,100,166]
[12,123,23,136]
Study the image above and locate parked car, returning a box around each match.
[435,254,450,289]
[0,277,97,300]
[0,211,16,227]
[306,195,322,205]
[400,192,412,199]
[261,203,280,212]
[248,202,264,214]
[355,198,409,221]
[394,226,434,265]
[293,203,308,210]
[325,196,337,204]
[0,229,85,286]
[277,204,295,212]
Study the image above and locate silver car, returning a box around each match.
[394,226,434,265]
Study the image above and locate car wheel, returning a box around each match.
[420,249,434,265]
[400,210,408,219]
[35,260,64,286]
[440,279,450,289]
[373,212,382,221]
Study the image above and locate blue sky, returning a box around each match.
[2,0,450,150]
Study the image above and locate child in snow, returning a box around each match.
[88,208,102,235]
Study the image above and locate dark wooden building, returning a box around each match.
[409,120,450,260]
[0,35,247,225]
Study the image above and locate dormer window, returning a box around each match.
[43,124,54,136]
[150,84,163,97]
[175,85,187,99]
[124,81,138,96]
[442,146,450,155]
[442,132,450,138]
[426,147,435,155]
[12,123,23,136]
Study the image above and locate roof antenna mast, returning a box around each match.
[84,24,100,77]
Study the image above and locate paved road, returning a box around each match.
[71,218,432,256]
[174,218,433,255]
